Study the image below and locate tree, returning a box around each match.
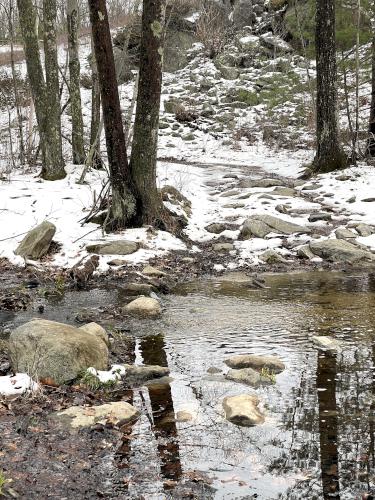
[88,0,137,229]
[67,0,85,164]
[367,2,375,156]
[17,0,66,180]
[311,0,346,174]
[129,0,166,226]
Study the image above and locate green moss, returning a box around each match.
[236,89,259,106]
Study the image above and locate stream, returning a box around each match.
[2,270,375,499]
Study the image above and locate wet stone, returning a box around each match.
[223,394,265,426]
[225,354,285,373]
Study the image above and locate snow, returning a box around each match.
[0,373,39,396]
[86,365,126,384]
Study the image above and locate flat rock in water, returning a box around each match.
[225,354,285,373]
[15,221,56,259]
[125,297,161,317]
[312,336,342,351]
[54,402,139,430]
[86,240,138,255]
[124,364,170,383]
[9,319,108,385]
[223,394,265,426]
[226,367,269,386]
[309,239,375,263]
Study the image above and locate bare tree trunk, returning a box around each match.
[42,0,65,179]
[8,0,25,166]
[367,4,375,156]
[312,0,346,174]
[130,0,166,226]
[17,0,66,180]
[88,0,137,229]
[89,35,103,169]
[67,0,85,164]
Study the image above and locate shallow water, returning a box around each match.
[3,271,375,499]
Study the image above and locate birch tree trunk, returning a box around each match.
[88,0,137,229]
[67,0,85,164]
[130,0,166,225]
[17,0,66,180]
[312,0,346,174]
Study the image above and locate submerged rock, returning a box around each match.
[223,394,265,426]
[309,239,375,263]
[15,221,56,259]
[226,367,271,386]
[121,283,155,296]
[124,364,169,383]
[9,319,109,385]
[54,402,139,430]
[312,336,342,351]
[86,240,138,255]
[225,354,285,373]
[125,297,161,317]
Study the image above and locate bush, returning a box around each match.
[195,0,232,59]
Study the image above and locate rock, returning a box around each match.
[233,0,255,28]
[335,228,357,239]
[125,297,161,317]
[347,195,356,203]
[240,178,285,188]
[142,265,167,277]
[121,283,155,296]
[9,319,109,385]
[14,221,56,259]
[260,33,293,53]
[361,197,375,202]
[355,223,375,237]
[309,239,375,263]
[213,243,234,252]
[272,187,298,197]
[176,411,193,422]
[215,62,239,80]
[237,34,260,51]
[240,219,272,239]
[205,223,227,234]
[259,249,289,264]
[226,367,266,386]
[207,367,222,374]
[107,259,127,266]
[297,245,315,259]
[86,240,138,255]
[225,354,285,373]
[308,213,332,222]
[79,323,109,347]
[242,214,311,237]
[275,204,289,214]
[312,336,341,351]
[54,402,139,430]
[125,364,170,383]
[223,394,265,426]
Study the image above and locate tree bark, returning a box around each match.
[88,0,137,229]
[67,0,85,164]
[129,0,166,226]
[367,11,375,156]
[312,0,346,174]
[89,35,103,169]
[17,0,66,180]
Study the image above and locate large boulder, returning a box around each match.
[233,0,256,28]
[240,214,310,239]
[14,221,56,259]
[223,394,265,426]
[309,239,375,263]
[225,354,285,373]
[8,319,109,385]
[260,33,293,53]
[54,402,139,430]
[86,240,138,255]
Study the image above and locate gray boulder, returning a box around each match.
[355,223,375,237]
[205,222,227,234]
[240,218,272,239]
[259,249,289,264]
[335,228,357,239]
[15,221,56,259]
[86,240,138,255]
[309,239,375,263]
[260,33,293,53]
[125,296,161,317]
[9,319,109,385]
[223,394,264,426]
[241,214,310,239]
[225,354,285,373]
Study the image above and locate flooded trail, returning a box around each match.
[2,271,375,498]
